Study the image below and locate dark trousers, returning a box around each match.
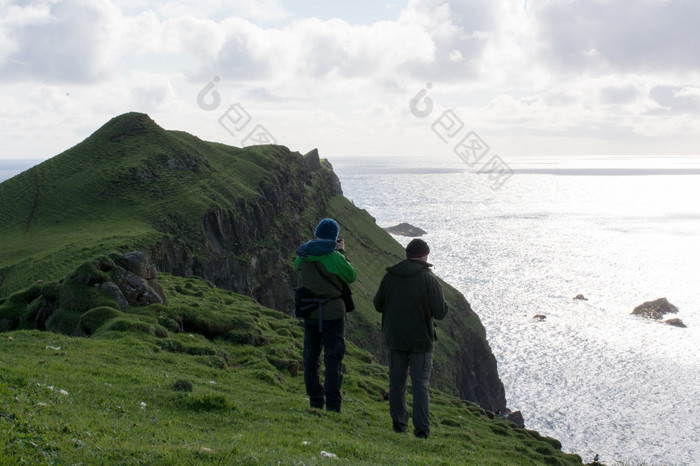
[303,317,346,412]
[388,350,433,437]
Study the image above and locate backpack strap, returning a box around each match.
[299,295,332,331]
[310,262,343,332]
[312,262,342,297]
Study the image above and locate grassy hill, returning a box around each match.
[0,113,310,299]
[0,112,505,414]
[0,261,583,464]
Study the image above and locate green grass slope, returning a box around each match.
[0,112,309,298]
[0,264,583,465]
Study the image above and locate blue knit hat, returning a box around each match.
[314,218,340,240]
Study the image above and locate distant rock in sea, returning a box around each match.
[664,318,687,328]
[573,294,588,301]
[631,297,679,320]
[383,222,426,237]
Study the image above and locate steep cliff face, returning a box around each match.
[149,147,341,312]
[435,291,507,412]
[454,326,507,412]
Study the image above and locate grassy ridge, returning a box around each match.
[0,271,582,465]
[0,113,295,297]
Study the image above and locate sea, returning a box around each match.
[333,155,700,466]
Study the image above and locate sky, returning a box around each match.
[1,0,700,172]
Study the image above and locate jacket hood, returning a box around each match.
[296,238,337,258]
[385,258,432,277]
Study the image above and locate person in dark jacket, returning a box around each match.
[373,238,447,438]
[295,218,356,412]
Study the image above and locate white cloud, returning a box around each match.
[1,0,700,161]
[532,0,700,74]
[650,85,700,114]
[112,0,290,23]
[207,17,282,80]
[0,0,124,82]
[598,85,639,105]
[289,17,435,81]
[0,0,497,86]
[127,71,177,112]
[396,0,496,81]
[164,16,225,58]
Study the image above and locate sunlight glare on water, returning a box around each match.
[335,156,700,465]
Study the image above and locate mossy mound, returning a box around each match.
[0,254,158,336]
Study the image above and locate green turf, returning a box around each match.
[0,268,583,465]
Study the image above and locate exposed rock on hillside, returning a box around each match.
[111,268,163,307]
[0,252,167,336]
[100,282,129,310]
[383,222,427,237]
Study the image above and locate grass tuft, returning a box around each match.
[180,393,238,412]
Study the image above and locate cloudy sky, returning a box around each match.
[1,0,700,170]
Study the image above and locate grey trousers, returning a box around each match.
[388,350,433,436]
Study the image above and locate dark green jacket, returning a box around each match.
[373,259,448,352]
[295,247,356,320]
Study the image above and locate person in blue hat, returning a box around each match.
[295,218,356,412]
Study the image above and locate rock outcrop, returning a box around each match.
[100,282,129,310]
[664,318,687,328]
[96,251,168,309]
[0,251,168,336]
[110,268,163,307]
[500,409,525,428]
[631,297,678,320]
[631,298,687,328]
